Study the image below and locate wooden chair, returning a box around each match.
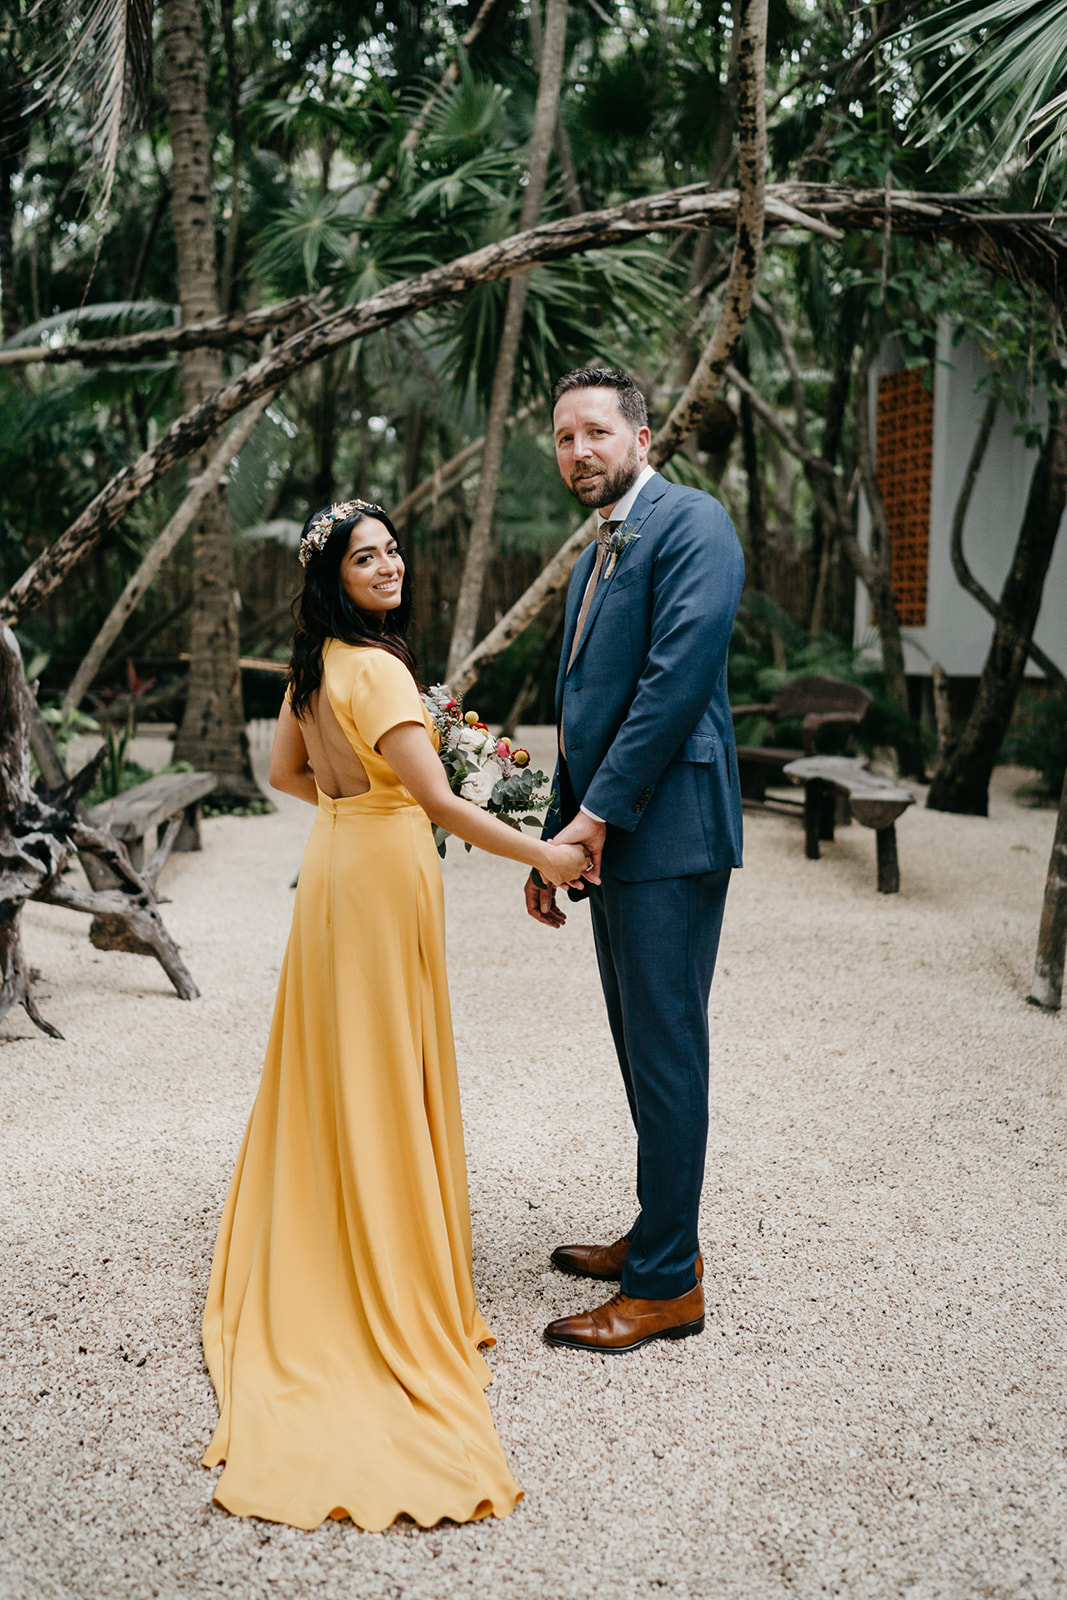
[731,675,873,811]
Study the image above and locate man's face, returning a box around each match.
[552,386,651,512]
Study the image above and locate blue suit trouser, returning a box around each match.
[586,866,731,1301]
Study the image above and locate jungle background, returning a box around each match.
[1,0,1065,820]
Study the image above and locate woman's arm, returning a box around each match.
[269,700,318,804]
[378,721,588,886]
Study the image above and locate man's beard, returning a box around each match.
[568,437,640,509]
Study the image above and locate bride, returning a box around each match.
[201,498,588,1531]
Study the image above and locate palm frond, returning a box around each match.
[899,0,1067,197]
[30,0,154,220]
[2,299,176,351]
[250,191,357,294]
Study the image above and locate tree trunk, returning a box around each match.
[161,0,260,803]
[851,366,910,716]
[650,0,767,465]
[311,357,338,507]
[528,0,583,216]
[927,411,1067,814]
[1029,762,1067,1011]
[445,0,570,682]
[219,0,242,313]
[951,394,1067,691]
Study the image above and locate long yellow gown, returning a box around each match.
[202,640,522,1531]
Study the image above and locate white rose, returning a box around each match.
[457,725,490,753]
[460,765,498,806]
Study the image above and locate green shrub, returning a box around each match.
[1000,694,1067,797]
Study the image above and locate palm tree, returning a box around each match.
[162,0,260,802]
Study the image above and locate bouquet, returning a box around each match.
[420,684,552,857]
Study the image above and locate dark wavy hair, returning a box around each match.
[288,504,415,720]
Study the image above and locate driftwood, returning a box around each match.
[4,183,1067,632]
[0,627,199,1038]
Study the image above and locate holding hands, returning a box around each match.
[526,812,606,926]
[536,838,593,888]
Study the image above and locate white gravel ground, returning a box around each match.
[1,725,1064,1600]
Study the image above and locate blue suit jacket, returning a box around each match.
[545,472,745,883]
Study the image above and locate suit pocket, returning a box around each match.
[604,562,645,594]
[677,731,720,764]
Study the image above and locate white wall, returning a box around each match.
[855,322,1067,679]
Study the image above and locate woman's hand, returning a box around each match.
[538,840,592,888]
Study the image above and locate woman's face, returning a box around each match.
[339,518,404,617]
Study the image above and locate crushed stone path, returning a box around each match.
[1,730,1063,1600]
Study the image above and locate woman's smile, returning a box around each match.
[340,519,405,615]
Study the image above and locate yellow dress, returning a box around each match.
[201,640,522,1531]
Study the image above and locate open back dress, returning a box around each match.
[201,639,522,1530]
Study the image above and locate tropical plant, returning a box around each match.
[902,1,1067,201]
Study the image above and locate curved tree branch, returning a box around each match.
[649,0,767,465]
[951,394,1067,692]
[61,388,278,717]
[451,0,768,696]
[4,182,1067,627]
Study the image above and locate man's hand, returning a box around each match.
[524,872,568,928]
[552,811,606,884]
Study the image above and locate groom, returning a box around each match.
[525,367,745,1353]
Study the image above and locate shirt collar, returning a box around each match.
[596,463,656,531]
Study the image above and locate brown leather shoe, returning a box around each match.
[550,1236,630,1280]
[543,1284,705,1353]
[551,1237,704,1284]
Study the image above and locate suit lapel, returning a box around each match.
[565,475,667,676]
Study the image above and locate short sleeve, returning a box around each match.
[348,648,425,750]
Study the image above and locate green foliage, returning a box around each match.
[38,704,101,766]
[4,0,1061,748]
[901,0,1067,201]
[1000,694,1067,796]
[252,190,359,293]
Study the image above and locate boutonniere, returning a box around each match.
[604,522,641,578]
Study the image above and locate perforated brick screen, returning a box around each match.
[875,368,933,627]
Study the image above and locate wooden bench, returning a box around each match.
[732,676,873,813]
[782,755,914,894]
[85,770,216,887]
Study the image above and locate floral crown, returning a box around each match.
[298,498,385,567]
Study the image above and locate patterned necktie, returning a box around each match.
[567,521,618,671]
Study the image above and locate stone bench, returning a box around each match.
[782,756,914,894]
